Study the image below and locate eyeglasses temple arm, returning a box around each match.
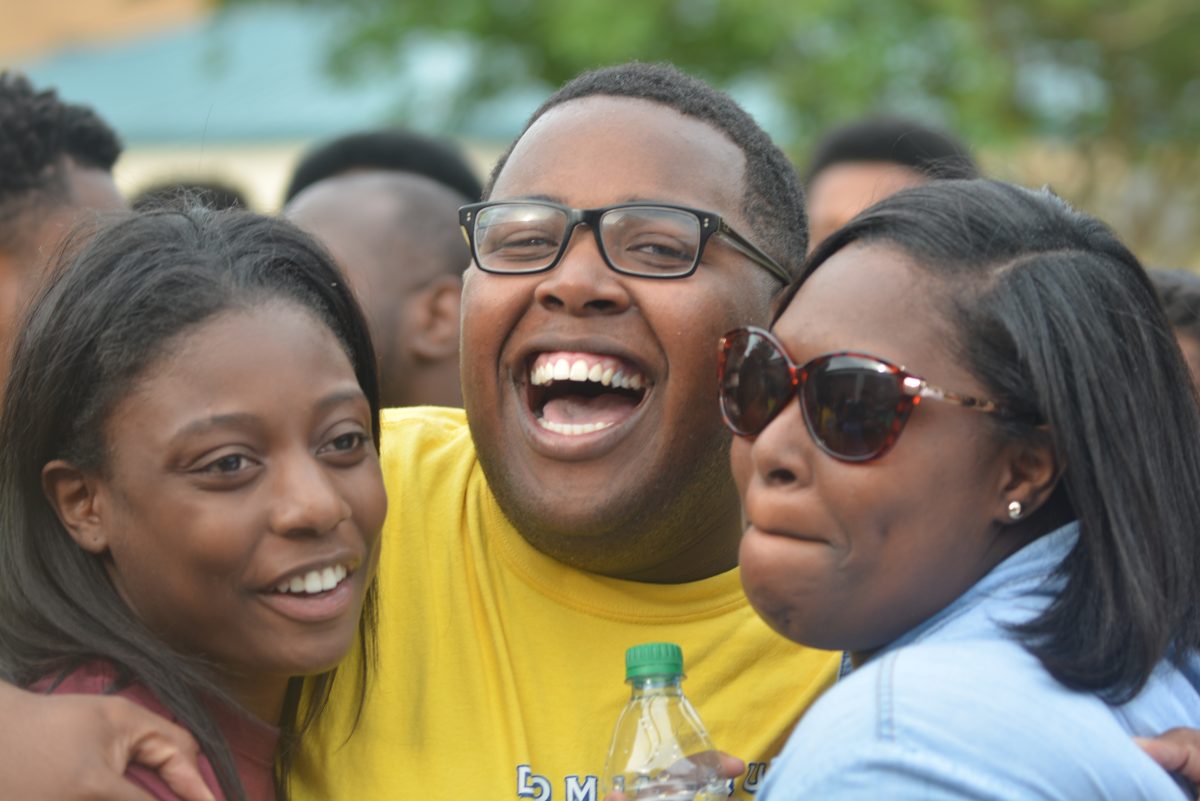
[717,225,793,284]
[908,378,1005,415]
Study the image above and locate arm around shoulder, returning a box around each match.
[0,679,214,801]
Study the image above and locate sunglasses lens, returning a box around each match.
[802,355,908,461]
[720,330,794,436]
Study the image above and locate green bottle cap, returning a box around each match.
[625,642,684,680]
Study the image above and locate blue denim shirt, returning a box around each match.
[760,523,1200,799]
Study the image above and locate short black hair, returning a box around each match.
[488,61,807,279]
[788,179,1200,705]
[131,178,249,212]
[803,116,979,185]
[1149,268,1200,342]
[0,71,122,248]
[284,128,482,205]
[0,207,379,801]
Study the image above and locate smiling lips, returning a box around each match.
[260,561,359,624]
[527,351,650,436]
[272,563,351,595]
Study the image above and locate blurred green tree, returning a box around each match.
[225,0,1200,265]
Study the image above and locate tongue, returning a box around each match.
[541,392,639,426]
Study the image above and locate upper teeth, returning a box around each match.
[530,356,645,391]
[275,564,349,594]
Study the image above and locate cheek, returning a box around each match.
[105,504,249,628]
[458,273,529,400]
[738,530,832,644]
[730,437,753,498]
[458,274,502,361]
[351,462,388,555]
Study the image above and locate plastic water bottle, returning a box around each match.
[602,642,727,801]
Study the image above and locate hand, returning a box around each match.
[603,752,746,800]
[1136,728,1200,800]
[0,681,214,801]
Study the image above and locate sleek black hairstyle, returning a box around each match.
[284,127,483,204]
[1149,268,1200,343]
[0,71,122,250]
[487,61,808,279]
[131,178,249,212]
[802,116,979,185]
[0,207,380,801]
[780,179,1200,704]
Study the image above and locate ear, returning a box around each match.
[993,435,1061,525]
[41,459,111,554]
[407,274,462,362]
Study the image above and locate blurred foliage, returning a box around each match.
[218,0,1200,266]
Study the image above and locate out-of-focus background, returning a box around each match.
[4,0,1197,267]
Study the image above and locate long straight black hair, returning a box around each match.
[780,179,1200,704]
[0,207,381,800]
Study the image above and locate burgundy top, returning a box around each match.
[35,662,278,801]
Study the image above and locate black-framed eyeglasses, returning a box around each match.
[718,326,1018,462]
[458,200,791,283]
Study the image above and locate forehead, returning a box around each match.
[493,96,749,225]
[778,242,958,375]
[807,163,927,221]
[63,160,125,214]
[113,304,356,426]
[288,182,391,259]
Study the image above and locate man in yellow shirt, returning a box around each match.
[292,62,838,800]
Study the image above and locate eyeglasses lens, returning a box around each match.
[803,356,909,460]
[599,207,701,276]
[474,204,567,273]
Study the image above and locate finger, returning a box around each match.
[717,751,746,779]
[123,734,214,801]
[1136,731,1199,777]
[106,701,214,801]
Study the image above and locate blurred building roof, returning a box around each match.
[0,0,205,62]
[9,3,489,144]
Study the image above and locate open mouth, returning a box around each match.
[527,351,650,436]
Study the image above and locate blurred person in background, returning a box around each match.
[283,127,483,207]
[0,71,125,390]
[803,116,979,253]
[1150,268,1200,390]
[285,171,468,408]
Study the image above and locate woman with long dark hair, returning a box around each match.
[0,207,385,800]
[722,180,1200,798]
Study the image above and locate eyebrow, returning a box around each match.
[170,388,368,441]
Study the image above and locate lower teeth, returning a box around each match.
[538,419,615,436]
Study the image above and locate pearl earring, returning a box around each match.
[1007,500,1023,520]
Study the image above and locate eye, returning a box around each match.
[194,452,257,477]
[487,228,561,260]
[327,432,366,452]
[626,235,694,262]
[318,428,372,464]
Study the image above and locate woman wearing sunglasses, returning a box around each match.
[721,179,1200,799]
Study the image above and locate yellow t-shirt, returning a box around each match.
[294,407,839,800]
